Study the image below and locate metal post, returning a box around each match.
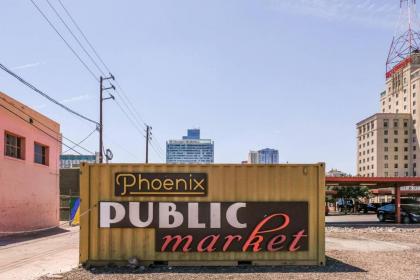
[145,125,149,164]
[395,185,401,224]
[98,74,115,164]
[99,76,103,163]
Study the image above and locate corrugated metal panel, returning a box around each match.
[80,163,325,265]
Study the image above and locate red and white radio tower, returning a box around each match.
[386,0,420,78]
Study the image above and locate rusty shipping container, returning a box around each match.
[80,163,325,266]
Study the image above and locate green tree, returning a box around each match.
[333,186,370,214]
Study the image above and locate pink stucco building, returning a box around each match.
[0,91,60,235]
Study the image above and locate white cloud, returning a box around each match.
[267,0,400,29]
[33,94,91,110]
[61,94,91,104]
[11,61,46,70]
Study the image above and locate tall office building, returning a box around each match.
[60,153,99,168]
[258,148,279,164]
[356,0,420,177]
[248,151,258,163]
[166,129,214,164]
[247,148,279,164]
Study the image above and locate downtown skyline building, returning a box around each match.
[166,128,214,164]
[247,148,279,164]
[356,0,420,177]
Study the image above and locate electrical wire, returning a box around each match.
[56,0,111,74]
[0,103,85,155]
[0,62,99,126]
[34,0,167,161]
[45,0,105,76]
[30,0,99,82]
[113,98,146,139]
[63,127,97,153]
[0,100,95,155]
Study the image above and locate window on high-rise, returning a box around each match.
[395,164,399,168]
[395,147,399,152]
[394,155,398,160]
[394,138,398,143]
[405,139,408,143]
[384,138,388,143]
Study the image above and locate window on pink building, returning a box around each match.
[34,142,49,166]
[5,132,25,159]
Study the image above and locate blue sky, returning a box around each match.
[0,0,406,173]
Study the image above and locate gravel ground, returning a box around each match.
[39,227,420,280]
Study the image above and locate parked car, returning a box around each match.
[337,199,354,212]
[377,204,420,224]
[357,203,379,213]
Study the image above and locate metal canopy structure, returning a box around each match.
[326,176,420,188]
[326,177,420,224]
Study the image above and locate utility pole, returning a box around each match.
[99,74,115,163]
[145,125,152,163]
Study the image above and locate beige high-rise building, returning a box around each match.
[357,55,420,177]
[357,113,414,177]
[356,0,420,177]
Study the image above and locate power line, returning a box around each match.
[0,62,99,125]
[63,127,97,153]
[56,0,111,74]
[0,98,95,155]
[149,140,165,161]
[52,0,154,137]
[30,0,99,82]
[45,0,106,76]
[62,134,94,154]
[0,103,85,155]
[35,0,167,161]
[113,98,146,138]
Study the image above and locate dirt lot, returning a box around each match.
[38,226,420,280]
